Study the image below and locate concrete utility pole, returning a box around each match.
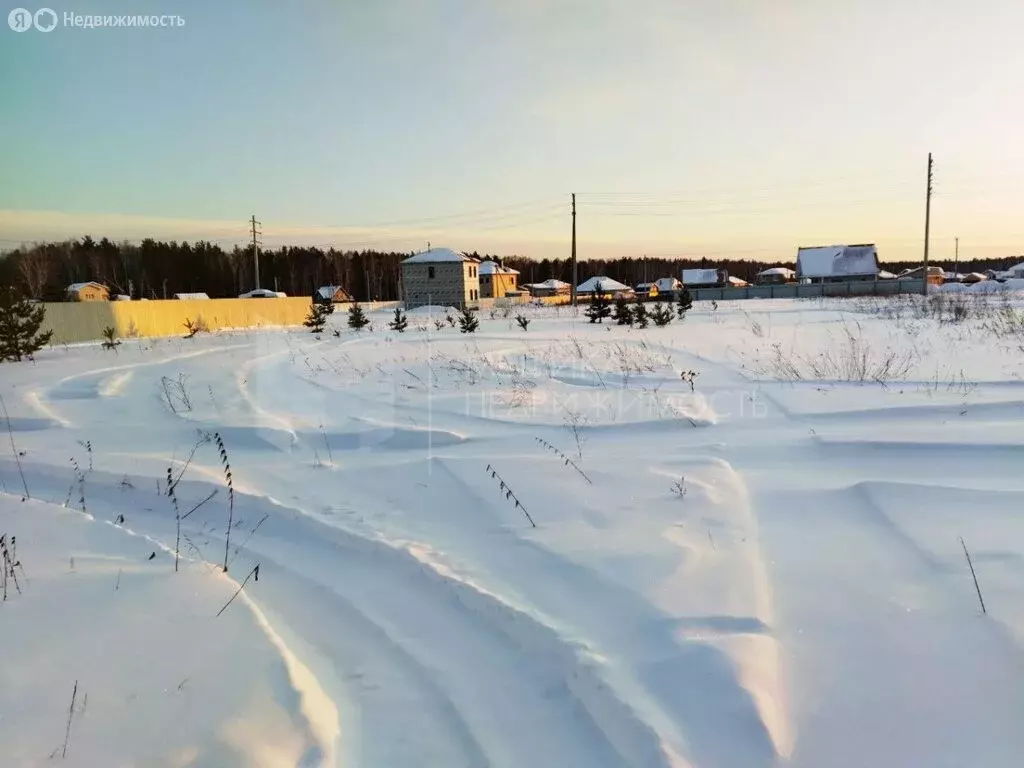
[570,193,577,311]
[954,236,959,280]
[250,215,262,290]
[922,153,933,296]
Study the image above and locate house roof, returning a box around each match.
[67,282,105,292]
[654,277,681,291]
[524,279,570,290]
[635,282,654,291]
[727,276,748,286]
[576,276,630,293]
[757,267,796,277]
[315,285,348,299]
[173,292,209,300]
[681,269,722,285]
[239,288,286,298]
[479,259,519,275]
[796,244,879,278]
[402,247,475,264]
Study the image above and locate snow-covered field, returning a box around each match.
[3,292,1024,767]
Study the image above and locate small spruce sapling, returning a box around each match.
[612,297,634,326]
[676,286,694,318]
[585,282,612,324]
[0,287,53,362]
[632,297,649,328]
[347,303,370,330]
[515,314,530,331]
[458,306,479,333]
[101,326,121,351]
[303,302,331,333]
[389,307,408,332]
[650,301,673,327]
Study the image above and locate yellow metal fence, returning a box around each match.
[40,298,315,344]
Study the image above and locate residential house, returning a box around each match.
[755,267,796,285]
[523,278,571,298]
[239,288,287,298]
[635,282,655,298]
[727,276,749,287]
[173,292,210,300]
[897,265,945,285]
[796,244,879,283]
[401,247,481,309]
[681,268,728,288]
[1001,262,1024,280]
[576,276,633,298]
[314,285,353,305]
[478,259,519,299]
[66,282,109,301]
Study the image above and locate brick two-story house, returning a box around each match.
[401,248,481,309]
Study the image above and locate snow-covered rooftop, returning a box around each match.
[654,277,681,292]
[67,282,104,291]
[757,267,796,277]
[576,276,630,293]
[681,269,723,285]
[315,285,348,300]
[173,293,209,300]
[525,278,570,290]
[402,248,474,264]
[796,245,879,278]
[479,260,519,275]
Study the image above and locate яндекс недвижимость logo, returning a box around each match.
[8,8,57,32]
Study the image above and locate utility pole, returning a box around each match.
[250,215,262,290]
[953,236,959,281]
[570,193,577,311]
[922,153,933,296]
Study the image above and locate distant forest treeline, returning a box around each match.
[1,236,1020,300]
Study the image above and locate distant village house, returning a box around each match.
[66,282,109,302]
[478,259,519,299]
[796,244,879,283]
[755,267,795,285]
[314,285,353,305]
[523,278,571,298]
[681,268,728,288]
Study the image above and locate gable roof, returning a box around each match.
[796,244,879,278]
[478,259,519,275]
[315,285,350,300]
[524,279,570,291]
[757,267,796,277]
[576,276,630,293]
[681,269,722,285]
[173,292,209,300]
[67,282,105,292]
[654,277,681,292]
[402,247,475,264]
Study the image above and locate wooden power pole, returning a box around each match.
[250,215,262,290]
[922,153,933,296]
[570,193,577,311]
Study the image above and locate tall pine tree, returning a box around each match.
[0,288,53,362]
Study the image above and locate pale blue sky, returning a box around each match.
[2,0,1023,261]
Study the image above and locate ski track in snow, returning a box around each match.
[6,301,1024,767]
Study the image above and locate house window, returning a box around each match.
[428,266,435,279]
